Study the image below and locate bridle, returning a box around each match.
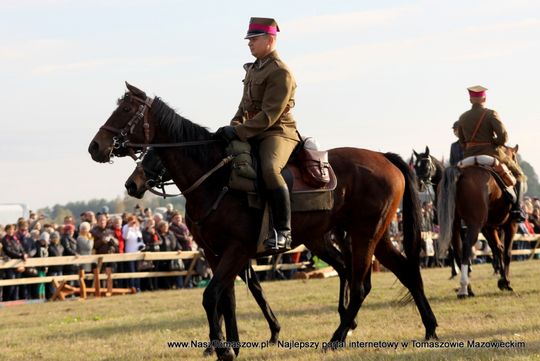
[134,160,181,198]
[100,94,154,161]
[415,154,436,191]
[102,92,233,198]
[99,94,221,162]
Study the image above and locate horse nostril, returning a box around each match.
[88,141,99,155]
[125,181,136,195]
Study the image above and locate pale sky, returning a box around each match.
[1,0,539,211]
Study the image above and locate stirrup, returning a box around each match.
[261,229,292,256]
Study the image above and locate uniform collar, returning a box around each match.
[255,50,279,70]
[471,103,485,109]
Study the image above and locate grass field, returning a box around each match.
[2,260,540,361]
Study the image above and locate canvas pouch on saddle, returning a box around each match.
[457,155,516,187]
[226,140,257,192]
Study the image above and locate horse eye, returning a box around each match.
[123,106,131,112]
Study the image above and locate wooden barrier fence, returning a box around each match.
[417,232,540,260]
[0,246,310,299]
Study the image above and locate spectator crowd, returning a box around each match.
[0,203,211,302]
[2,195,540,303]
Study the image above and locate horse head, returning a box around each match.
[412,146,435,191]
[125,149,171,199]
[89,82,156,163]
[503,144,519,163]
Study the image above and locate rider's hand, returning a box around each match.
[214,126,238,142]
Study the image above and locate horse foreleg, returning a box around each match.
[458,224,480,299]
[202,246,248,361]
[482,227,505,289]
[238,263,281,343]
[450,220,463,279]
[220,286,239,356]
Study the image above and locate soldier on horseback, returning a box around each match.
[455,85,526,221]
[215,17,299,254]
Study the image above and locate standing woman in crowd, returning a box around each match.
[141,218,160,291]
[47,231,64,299]
[76,222,94,286]
[157,221,183,289]
[110,216,125,287]
[122,215,143,292]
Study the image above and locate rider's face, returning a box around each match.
[248,35,272,59]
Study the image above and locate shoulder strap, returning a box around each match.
[469,109,488,143]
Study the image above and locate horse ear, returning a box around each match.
[514,144,519,153]
[413,150,419,158]
[125,81,146,98]
[425,146,430,155]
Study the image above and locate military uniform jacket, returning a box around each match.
[230,50,298,142]
[457,103,508,158]
[449,141,464,166]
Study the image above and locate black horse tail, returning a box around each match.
[384,152,423,264]
[437,166,461,257]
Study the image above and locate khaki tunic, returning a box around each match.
[230,50,298,142]
[457,103,523,179]
[230,50,299,189]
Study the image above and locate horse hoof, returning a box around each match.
[425,330,438,340]
[457,294,468,299]
[203,346,214,357]
[216,348,235,361]
[498,279,512,291]
[269,333,279,345]
[322,340,346,352]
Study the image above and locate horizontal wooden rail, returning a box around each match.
[0,251,199,270]
[0,271,190,287]
[0,245,310,288]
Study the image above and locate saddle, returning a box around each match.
[226,138,337,212]
[457,155,517,203]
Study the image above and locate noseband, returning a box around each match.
[135,161,181,198]
[416,156,436,189]
[99,95,154,161]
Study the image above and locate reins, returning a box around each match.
[105,93,231,198]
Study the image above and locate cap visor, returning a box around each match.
[244,33,266,39]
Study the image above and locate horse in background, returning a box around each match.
[411,146,448,267]
[412,146,444,197]
[89,83,438,360]
[437,145,520,298]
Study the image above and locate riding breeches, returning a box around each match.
[258,135,299,190]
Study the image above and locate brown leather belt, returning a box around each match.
[465,141,492,149]
[245,106,290,120]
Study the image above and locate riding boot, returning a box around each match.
[262,186,293,255]
[510,181,526,222]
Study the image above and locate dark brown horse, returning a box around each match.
[412,146,444,196]
[126,149,282,354]
[437,146,520,298]
[89,83,437,360]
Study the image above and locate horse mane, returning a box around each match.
[150,97,217,161]
[151,97,212,141]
